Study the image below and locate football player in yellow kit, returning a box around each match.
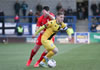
[32,12,73,67]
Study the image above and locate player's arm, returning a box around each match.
[43,10,55,20]
[35,26,45,35]
[35,26,39,32]
[63,26,71,36]
[62,23,74,39]
[32,25,45,38]
[32,21,52,38]
[47,13,55,20]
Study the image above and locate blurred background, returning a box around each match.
[0,0,100,70]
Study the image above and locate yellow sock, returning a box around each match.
[42,59,46,62]
[42,51,55,62]
[46,51,55,58]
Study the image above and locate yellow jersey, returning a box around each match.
[66,28,74,36]
[42,20,66,40]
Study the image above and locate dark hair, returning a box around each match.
[56,12,64,16]
[43,6,49,11]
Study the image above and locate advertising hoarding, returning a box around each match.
[90,33,100,43]
[75,32,90,44]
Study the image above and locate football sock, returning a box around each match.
[37,51,47,63]
[42,51,54,62]
[29,49,36,60]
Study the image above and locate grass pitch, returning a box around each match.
[0,43,100,70]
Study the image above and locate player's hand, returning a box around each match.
[42,10,49,15]
[32,34,36,38]
[40,31,44,34]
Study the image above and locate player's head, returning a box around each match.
[43,6,50,11]
[42,6,50,17]
[56,12,64,23]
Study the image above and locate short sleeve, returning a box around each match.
[49,13,55,20]
[61,22,67,29]
[50,13,55,17]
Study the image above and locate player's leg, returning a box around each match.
[34,36,55,67]
[26,44,41,66]
[39,50,55,68]
[40,40,58,67]
[26,35,42,66]
[34,50,47,67]
[40,48,58,68]
[42,47,58,63]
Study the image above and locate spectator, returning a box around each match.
[14,15,20,23]
[16,25,24,35]
[91,2,97,16]
[96,24,100,32]
[36,3,43,13]
[66,25,74,42]
[77,3,83,19]
[58,8,64,13]
[28,9,33,23]
[98,2,100,13]
[0,9,5,23]
[28,9,33,34]
[95,9,100,16]
[34,11,41,23]
[83,2,88,19]
[63,9,67,23]
[95,9,100,22]
[0,9,5,35]
[73,9,77,16]
[67,7,73,15]
[67,7,73,23]
[21,0,28,18]
[82,7,86,19]
[56,2,63,12]
[90,24,97,32]
[14,0,20,16]
[91,17,98,24]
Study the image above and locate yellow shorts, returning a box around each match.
[41,39,56,51]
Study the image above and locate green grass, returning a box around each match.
[0,43,100,70]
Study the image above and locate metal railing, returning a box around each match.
[0,16,77,36]
[88,16,100,32]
